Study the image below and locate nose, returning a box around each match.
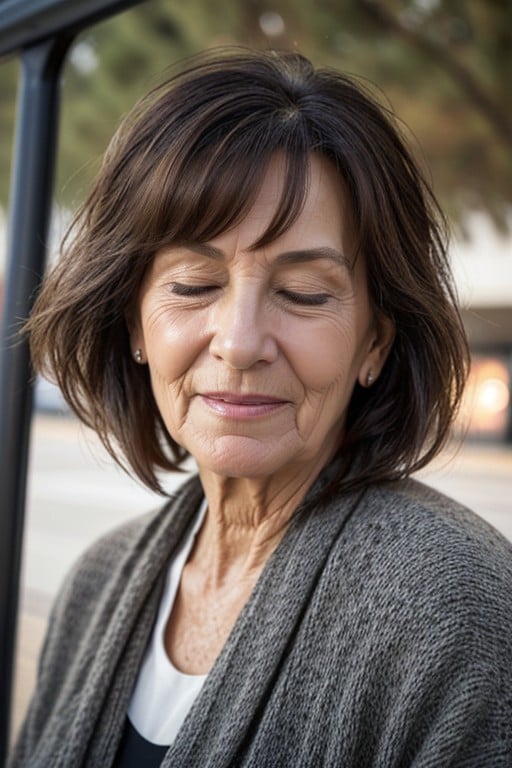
[209,284,278,369]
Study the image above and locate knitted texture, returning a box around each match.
[9,476,512,767]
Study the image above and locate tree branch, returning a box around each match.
[357,0,512,150]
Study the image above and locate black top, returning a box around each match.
[113,718,169,768]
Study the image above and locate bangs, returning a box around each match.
[124,93,312,254]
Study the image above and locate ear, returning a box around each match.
[358,312,395,388]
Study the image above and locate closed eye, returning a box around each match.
[171,283,218,296]
[279,290,330,306]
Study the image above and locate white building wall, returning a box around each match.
[451,213,512,308]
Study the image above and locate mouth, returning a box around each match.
[201,392,286,405]
[199,392,288,418]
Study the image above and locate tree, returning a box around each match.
[1,0,510,230]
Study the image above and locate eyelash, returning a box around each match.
[170,283,330,306]
[279,290,330,306]
[171,283,217,297]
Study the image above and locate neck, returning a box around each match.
[191,459,328,587]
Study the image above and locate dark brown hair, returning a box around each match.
[28,48,469,493]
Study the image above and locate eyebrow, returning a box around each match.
[181,242,352,270]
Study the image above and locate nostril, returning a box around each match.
[209,325,278,369]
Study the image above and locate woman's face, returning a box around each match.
[132,154,393,480]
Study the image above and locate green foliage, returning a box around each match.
[1,0,511,228]
[0,58,18,206]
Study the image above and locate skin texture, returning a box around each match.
[131,154,394,673]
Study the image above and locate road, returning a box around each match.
[10,412,512,740]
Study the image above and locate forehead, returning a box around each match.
[147,153,364,285]
[214,152,355,256]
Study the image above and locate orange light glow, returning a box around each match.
[458,357,510,439]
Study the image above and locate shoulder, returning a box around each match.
[309,480,512,763]
[328,477,512,636]
[54,507,162,618]
[38,474,204,679]
[353,477,512,568]
[53,473,203,619]
[37,503,165,682]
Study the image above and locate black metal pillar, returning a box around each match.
[0,34,73,763]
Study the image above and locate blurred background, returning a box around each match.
[1,0,511,739]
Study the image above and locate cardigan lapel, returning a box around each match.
[163,482,365,768]
[49,476,205,768]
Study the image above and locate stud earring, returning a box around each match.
[133,349,143,364]
[366,371,375,387]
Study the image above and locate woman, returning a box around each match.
[11,49,512,767]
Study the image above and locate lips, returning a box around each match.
[201,392,286,405]
[199,392,288,419]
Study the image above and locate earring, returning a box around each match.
[366,371,375,387]
[133,349,143,364]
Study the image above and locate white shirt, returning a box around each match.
[128,500,208,745]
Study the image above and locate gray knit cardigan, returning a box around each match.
[9,475,512,767]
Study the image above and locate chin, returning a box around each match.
[193,435,297,480]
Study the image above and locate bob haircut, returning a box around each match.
[28,48,469,494]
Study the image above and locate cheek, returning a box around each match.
[143,307,206,385]
[143,311,207,441]
[284,318,361,394]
